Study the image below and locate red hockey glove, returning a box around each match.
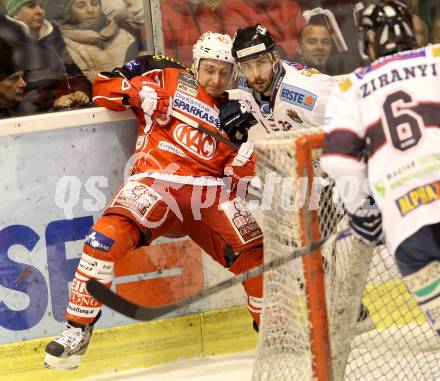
[138,84,172,125]
[126,77,172,125]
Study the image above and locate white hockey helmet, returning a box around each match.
[192,32,236,81]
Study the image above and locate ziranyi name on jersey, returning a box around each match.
[322,45,440,255]
[356,49,438,98]
[236,60,335,134]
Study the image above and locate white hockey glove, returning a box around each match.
[224,142,254,177]
[138,84,172,126]
[231,142,254,167]
[347,196,383,245]
[224,142,255,198]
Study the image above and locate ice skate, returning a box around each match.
[44,321,94,370]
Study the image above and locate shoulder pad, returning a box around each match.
[282,60,322,76]
[108,55,187,80]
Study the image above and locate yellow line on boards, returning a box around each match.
[0,306,257,381]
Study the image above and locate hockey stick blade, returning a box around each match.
[86,236,328,321]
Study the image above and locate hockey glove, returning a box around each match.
[220,100,258,144]
[347,196,383,245]
[138,84,172,126]
[224,142,255,198]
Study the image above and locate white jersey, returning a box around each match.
[236,60,336,134]
[321,44,440,255]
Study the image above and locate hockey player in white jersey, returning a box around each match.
[320,1,440,336]
[226,23,335,135]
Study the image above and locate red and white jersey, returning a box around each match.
[235,60,336,133]
[321,45,440,254]
[93,67,254,186]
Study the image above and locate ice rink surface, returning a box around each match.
[81,351,255,381]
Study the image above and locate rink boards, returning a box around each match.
[0,108,255,380]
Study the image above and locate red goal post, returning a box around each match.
[297,132,332,381]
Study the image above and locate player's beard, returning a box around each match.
[248,71,274,95]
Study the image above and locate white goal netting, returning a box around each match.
[250,127,440,381]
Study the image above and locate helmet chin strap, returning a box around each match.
[266,52,281,95]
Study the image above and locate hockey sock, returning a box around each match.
[403,261,440,336]
[65,253,114,325]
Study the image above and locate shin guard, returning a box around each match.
[65,253,114,325]
[403,261,440,336]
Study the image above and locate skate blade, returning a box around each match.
[44,353,81,370]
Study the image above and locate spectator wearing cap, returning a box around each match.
[0,43,27,117]
[59,0,139,83]
[4,0,91,114]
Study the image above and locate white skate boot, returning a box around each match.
[44,321,95,370]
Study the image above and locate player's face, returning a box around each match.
[0,71,26,105]
[14,1,45,32]
[70,0,101,25]
[197,59,233,99]
[238,54,275,95]
[297,25,332,69]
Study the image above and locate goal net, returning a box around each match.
[250,127,440,381]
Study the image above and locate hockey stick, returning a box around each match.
[86,236,329,321]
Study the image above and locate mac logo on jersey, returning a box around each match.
[173,123,216,160]
[279,84,317,111]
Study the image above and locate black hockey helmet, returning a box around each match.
[232,24,276,62]
[357,1,417,60]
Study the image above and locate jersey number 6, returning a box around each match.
[382,90,423,151]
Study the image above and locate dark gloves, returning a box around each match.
[347,196,383,245]
[219,99,258,144]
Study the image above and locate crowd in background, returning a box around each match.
[0,0,439,119]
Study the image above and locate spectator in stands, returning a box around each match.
[160,0,224,66]
[0,43,26,117]
[296,21,332,73]
[0,12,35,71]
[412,14,428,47]
[432,16,440,44]
[4,0,91,114]
[101,0,147,54]
[59,0,139,83]
[219,0,304,59]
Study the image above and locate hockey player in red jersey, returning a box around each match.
[44,32,263,370]
[321,1,440,336]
